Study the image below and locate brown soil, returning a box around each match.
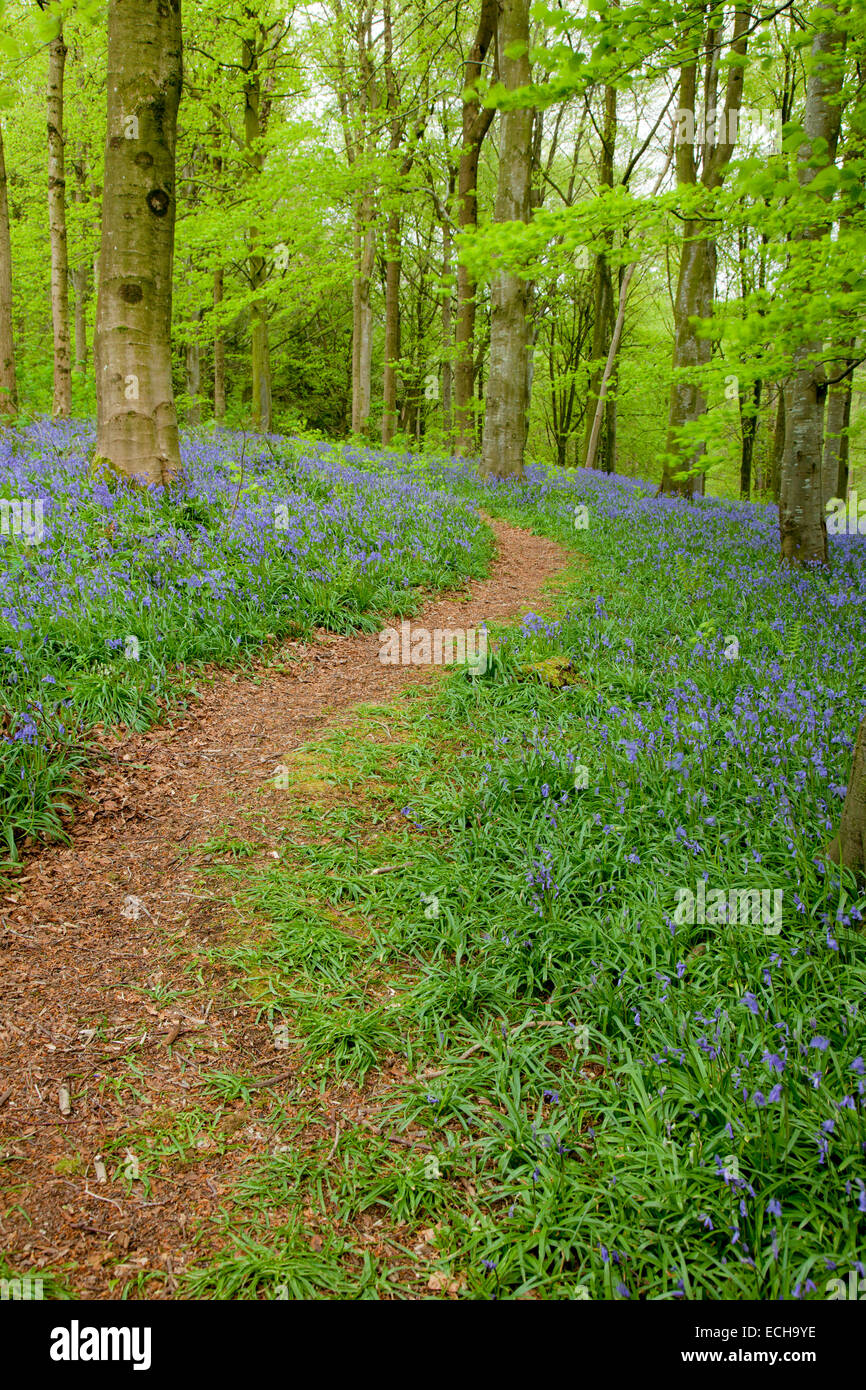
[0,515,570,1298]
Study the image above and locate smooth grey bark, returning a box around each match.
[94,0,182,485]
[771,387,785,501]
[828,716,866,874]
[441,187,454,437]
[582,84,617,471]
[479,0,532,479]
[70,148,89,379]
[779,3,847,566]
[584,145,673,473]
[0,121,17,418]
[822,353,854,501]
[351,195,375,433]
[454,0,498,455]
[185,305,202,426]
[659,6,749,496]
[213,265,225,422]
[48,24,71,417]
[739,379,762,498]
[334,0,378,437]
[211,144,225,422]
[243,26,272,433]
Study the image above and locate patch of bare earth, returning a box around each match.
[0,516,570,1298]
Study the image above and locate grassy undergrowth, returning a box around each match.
[181,467,866,1299]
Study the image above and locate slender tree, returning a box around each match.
[454,0,498,455]
[659,3,749,497]
[242,17,275,434]
[581,83,617,471]
[69,143,90,380]
[47,18,71,417]
[0,120,17,419]
[93,0,183,484]
[821,349,855,501]
[380,0,428,447]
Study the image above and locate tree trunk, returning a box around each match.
[382,208,400,445]
[828,715,866,875]
[739,378,762,499]
[582,84,616,470]
[211,144,225,423]
[250,294,271,432]
[659,7,748,497]
[213,265,225,422]
[479,0,532,480]
[771,387,785,501]
[93,0,182,485]
[185,310,202,427]
[70,150,89,379]
[48,26,71,418]
[822,349,854,503]
[441,206,453,438]
[69,52,90,380]
[781,365,829,564]
[243,33,271,434]
[660,229,717,495]
[351,193,375,434]
[779,7,847,567]
[0,121,17,418]
[454,0,498,456]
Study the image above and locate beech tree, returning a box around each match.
[332,0,379,436]
[0,119,16,418]
[93,0,183,485]
[479,0,532,479]
[829,717,866,874]
[658,3,749,498]
[454,0,498,456]
[0,0,858,481]
[47,17,71,417]
[241,11,284,434]
[581,83,617,472]
[779,1,848,566]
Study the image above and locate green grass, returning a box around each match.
[178,459,865,1301]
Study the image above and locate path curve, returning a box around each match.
[0,515,570,1297]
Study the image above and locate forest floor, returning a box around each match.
[3,445,864,1302]
[0,516,570,1299]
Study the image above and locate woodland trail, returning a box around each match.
[0,516,570,1298]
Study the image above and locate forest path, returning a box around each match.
[0,515,571,1298]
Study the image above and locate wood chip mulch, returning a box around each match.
[0,515,571,1298]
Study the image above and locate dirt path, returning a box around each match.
[0,516,569,1298]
